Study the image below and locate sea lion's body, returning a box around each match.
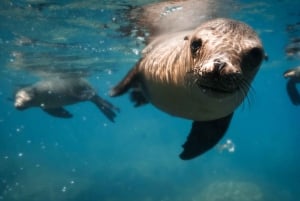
[111,18,265,160]
[15,77,118,121]
[16,78,93,108]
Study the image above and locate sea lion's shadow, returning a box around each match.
[286,78,300,105]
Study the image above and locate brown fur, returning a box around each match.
[139,31,192,85]
[139,18,263,92]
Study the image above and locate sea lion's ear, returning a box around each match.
[264,53,269,61]
[184,36,189,40]
[179,113,233,160]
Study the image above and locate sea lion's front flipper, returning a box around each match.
[90,95,119,122]
[179,113,234,160]
[42,107,73,118]
[110,65,140,97]
[110,63,149,107]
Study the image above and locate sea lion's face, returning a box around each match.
[187,18,264,97]
[14,89,33,110]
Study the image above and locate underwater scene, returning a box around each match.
[1,0,300,200]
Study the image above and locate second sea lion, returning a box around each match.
[15,77,119,122]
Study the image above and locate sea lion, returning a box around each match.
[285,21,300,59]
[110,18,265,160]
[15,77,119,122]
[284,66,300,105]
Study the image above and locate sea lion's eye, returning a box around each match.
[191,39,202,54]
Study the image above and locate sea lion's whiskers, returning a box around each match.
[239,78,254,108]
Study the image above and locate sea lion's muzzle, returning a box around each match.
[212,59,242,76]
[197,73,243,93]
[14,90,31,110]
[193,59,244,93]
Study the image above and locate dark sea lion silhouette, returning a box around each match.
[284,66,300,105]
[14,77,119,122]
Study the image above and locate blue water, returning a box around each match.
[1,0,300,200]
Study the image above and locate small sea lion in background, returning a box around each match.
[284,66,300,105]
[110,18,265,160]
[285,21,300,59]
[14,77,119,122]
[285,37,300,59]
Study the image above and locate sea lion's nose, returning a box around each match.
[213,59,226,72]
[213,59,241,76]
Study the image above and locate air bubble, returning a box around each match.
[132,48,139,55]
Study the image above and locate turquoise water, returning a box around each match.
[1,0,300,200]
